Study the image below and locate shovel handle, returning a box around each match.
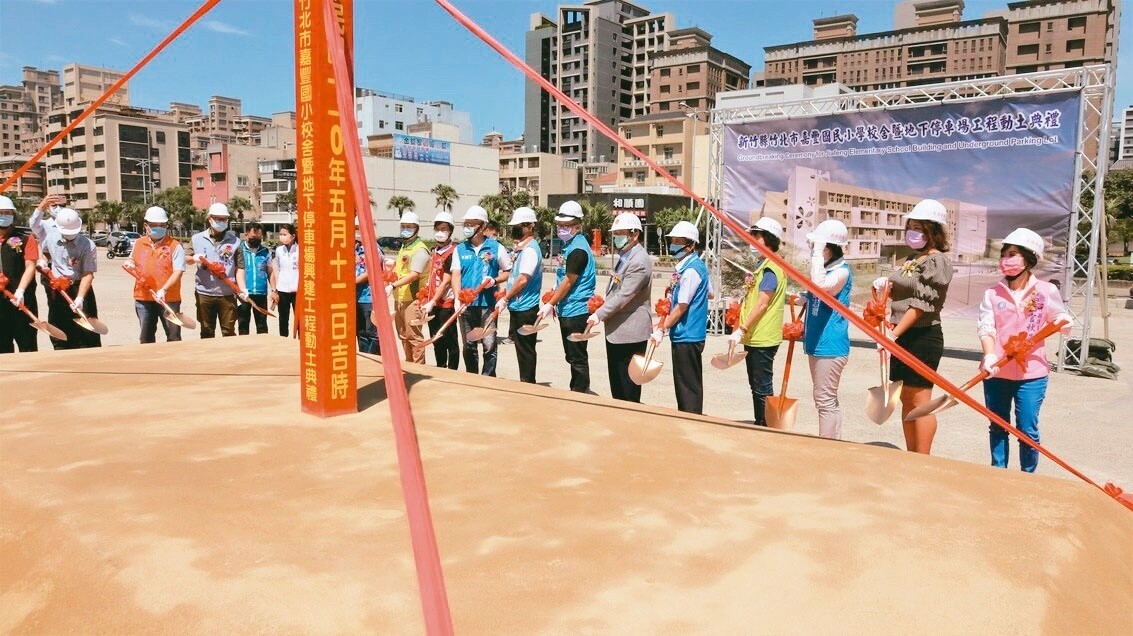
[421,305,466,346]
[0,287,39,323]
[778,338,796,411]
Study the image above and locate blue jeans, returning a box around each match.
[459,306,497,376]
[983,376,1048,473]
[357,301,379,354]
[135,300,182,344]
[744,344,779,425]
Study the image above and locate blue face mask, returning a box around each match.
[0,215,13,228]
[400,227,415,240]
[613,235,629,250]
[149,227,167,240]
[668,243,686,257]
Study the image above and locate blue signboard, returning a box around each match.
[392,133,451,165]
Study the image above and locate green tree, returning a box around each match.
[151,186,198,232]
[1104,168,1133,221]
[388,195,415,216]
[430,184,459,212]
[6,195,36,225]
[581,200,613,242]
[534,206,555,240]
[227,195,254,227]
[90,200,120,231]
[653,205,700,236]
[478,192,512,234]
[122,199,147,231]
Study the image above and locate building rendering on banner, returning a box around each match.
[759,166,988,266]
[355,87,475,146]
[763,0,1118,91]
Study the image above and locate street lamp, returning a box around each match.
[132,158,151,205]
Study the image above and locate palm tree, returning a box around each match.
[92,199,124,231]
[430,184,458,212]
[388,195,415,216]
[654,205,700,235]
[227,196,254,227]
[581,200,613,242]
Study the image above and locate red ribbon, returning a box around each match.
[723,300,741,331]
[654,297,672,319]
[862,284,890,331]
[0,272,9,289]
[587,294,605,314]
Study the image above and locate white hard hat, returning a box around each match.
[400,211,420,227]
[431,211,455,226]
[907,198,948,225]
[751,216,784,241]
[208,202,231,218]
[144,206,169,223]
[508,206,537,225]
[0,195,15,211]
[610,212,642,232]
[556,200,583,222]
[1002,227,1044,259]
[55,207,82,236]
[461,205,489,224]
[805,219,848,246]
[667,220,699,243]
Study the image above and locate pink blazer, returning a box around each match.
[977,277,1071,381]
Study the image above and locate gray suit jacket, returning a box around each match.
[594,243,653,344]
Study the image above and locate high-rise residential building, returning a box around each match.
[524,0,673,163]
[62,64,128,108]
[1118,106,1133,162]
[354,88,475,145]
[0,155,46,198]
[0,67,63,157]
[0,85,27,157]
[648,27,751,115]
[762,0,1118,91]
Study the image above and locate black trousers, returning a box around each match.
[672,341,705,414]
[606,339,647,402]
[558,313,591,393]
[509,306,539,383]
[238,293,269,335]
[0,292,39,353]
[744,344,780,425]
[47,282,100,350]
[277,291,296,337]
[428,306,459,370]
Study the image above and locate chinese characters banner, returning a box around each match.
[295,0,357,416]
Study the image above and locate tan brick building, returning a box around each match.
[648,27,750,115]
[613,111,709,196]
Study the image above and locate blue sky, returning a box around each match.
[1,0,1129,141]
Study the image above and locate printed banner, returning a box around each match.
[723,90,1082,313]
[393,133,451,165]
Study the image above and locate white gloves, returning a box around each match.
[70,295,84,311]
[650,328,665,345]
[728,328,744,346]
[453,296,464,314]
[37,258,48,270]
[123,260,136,270]
[1055,314,1073,335]
[537,303,555,322]
[11,289,24,308]
[872,277,889,292]
[981,353,1000,377]
[421,300,435,316]
[495,297,508,314]
[586,314,601,329]
[811,241,824,256]
[237,291,250,303]
[481,275,496,288]
[153,288,166,302]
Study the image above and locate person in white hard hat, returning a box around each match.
[421,211,459,369]
[189,201,241,338]
[388,211,431,363]
[871,198,954,454]
[124,205,186,344]
[796,219,853,439]
[587,212,653,402]
[650,220,709,413]
[0,194,42,353]
[728,217,788,425]
[977,228,1071,473]
[269,223,299,337]
[498,206,543,383]
[452,205,512,376]
[540,200,597,393]
[41,207,100,349]
[27,193,67,244]
[236,222,273,335]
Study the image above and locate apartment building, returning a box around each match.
[355,88,474,145]
[763,0,1118,91]
[191,140,291,215]
[62,64,128,108]
[612,112,709,196]
[648,27,750,115]
[483,131,581,207]
[1118,105,1133,162]
[0,155,46,198]
[759,166,988,267]
[0,67,64,157]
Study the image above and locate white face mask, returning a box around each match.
[209,219,228,232]
[434,230,450,242]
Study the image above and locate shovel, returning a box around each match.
[416,305,466,352]
[0,288,68,340]
[37,264,108,334]
[517,316,550,336]
[865,326,903,425]
[710,341,747,370]
[629,338,664,385]
[567,322,601,342]
[903,319,1067,420]
[466,306,503,343]
[766,301,802,430]
[121,264,196,329]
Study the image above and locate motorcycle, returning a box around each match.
[106,238,132,259]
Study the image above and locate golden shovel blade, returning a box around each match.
[566,330,601,342]
[465,327,489,342]
[765,395,798,430]
[409,314,433,327]
[865,380,903,425]
[904,393,958,421]
[628,354,663,385]
[516,322,549,336]
[37,321,68,340]
[173,312,198,330]
[710,350,747,370]
[73,314,109,335]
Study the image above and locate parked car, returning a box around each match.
[91,230,110,247]
[377,236,403,252]
[108,231,140,249]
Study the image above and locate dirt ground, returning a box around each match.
[14,248,1133,487]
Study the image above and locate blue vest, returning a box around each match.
[803,261,853,357]
[669,254,709,343]
[508,240,543,312]
[241,243,272,295]
[457,237,502,307]
[355,241,384,303]
[556,234,596,318]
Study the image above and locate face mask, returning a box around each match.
[210,219,228,232]
[355,231,362,243]
[905,229,927,250]
[247,237,262,248]
[63,234,77,242]
[148,227,167,240]
[0,215,13,228]
[668,243,686,257]
[613,235,629,250]
[400,228,415,240]
[434,230,450,243]
[999,255,1025,278]
[556,226,575,243]
[280,234,293,245]
[463,226,477,239]
[511,226,526,240]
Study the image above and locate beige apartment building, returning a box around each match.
[612,111,709,196]
[758,166,989,267]
[0,155,46,198]
[763,0,1118,91]
[0,67,64,157]
[62,64,128,108]
[482,131,581,207]
[648,27,750,115]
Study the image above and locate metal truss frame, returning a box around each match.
[706,65,1113,372]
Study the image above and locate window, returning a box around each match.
[1066,39,1085,53]
[655,125,664,136]
[237,175,249,187]
[94,160,105,168]
[395,104,403,113]
[1068,16,1087,30]
[195,177,204,189]
[686,81,700,90]
[660,68,670,77]
[155,131,165,144]
[1046,21,1053,32]
[395,121,404,131]
[93,144,104,152]
[378,120,386,129]
[663,146,673,159]
[1017,44,1039,56]
[1019,21,1040,34]
[1045,44,1052,54]
[659,84,670,94]
[686,64,700,73]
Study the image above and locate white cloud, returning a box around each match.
[203,20,250,36]
[129,14,172,31]
[109,37,128,47]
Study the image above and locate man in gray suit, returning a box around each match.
[587,212,654,402]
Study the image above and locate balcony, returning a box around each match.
[622,158,646,167]
[657,157,682,166]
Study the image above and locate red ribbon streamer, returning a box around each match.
[321,2,455,633]
[433,0,1128,509]
[587,294,605,314]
